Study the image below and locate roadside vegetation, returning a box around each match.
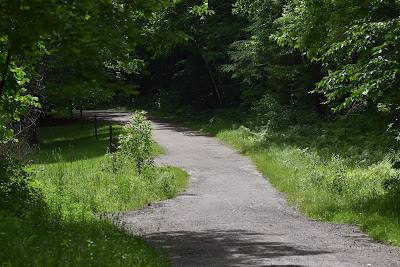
[145,106,400,246]
[1,113,188,266]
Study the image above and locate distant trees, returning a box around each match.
[135,0,324,117]
[224,0,324,113]
[131,0,247,110]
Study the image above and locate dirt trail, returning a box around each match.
[79,110,400,266]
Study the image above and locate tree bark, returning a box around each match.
[194,41,222,106]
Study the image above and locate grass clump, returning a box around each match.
[35,159,187,214]
[1,116,189,266]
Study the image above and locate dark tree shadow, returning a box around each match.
[137,229,331,266]
[148,116,210,137]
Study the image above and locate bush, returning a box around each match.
[0,155,44,216]
[251,94,293,130]
[118,111,154,173]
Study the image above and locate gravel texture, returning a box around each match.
[79,110,400,266]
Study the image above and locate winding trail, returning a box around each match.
[80,110,399,266]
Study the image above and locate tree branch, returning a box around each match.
[194,40,222,106]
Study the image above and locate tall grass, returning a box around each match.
[148,107,400,245]
[1,121,188,266]
[0,209,169,266]
[35,155,186,215]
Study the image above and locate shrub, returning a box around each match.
[118,111,154,174]
[251,94,293,130]
[0,155,44,216]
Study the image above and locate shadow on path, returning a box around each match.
[73,110,133,125]
[142,229,330,266]
[148,116,210,137]
[75,110,208,137]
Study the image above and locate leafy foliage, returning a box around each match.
[316,18,400,113]
[274,0,400,129]
[0,155,44,215]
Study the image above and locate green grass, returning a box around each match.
[32,122,122,163]
[0,209,169,266]
[1,121,189,266]
[146,108,400,246]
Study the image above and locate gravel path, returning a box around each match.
[79,110,400,266]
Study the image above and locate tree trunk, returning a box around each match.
[194,41,222,106]
[0,53,11,101]
[80,109,83,128]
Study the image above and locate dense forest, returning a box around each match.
[1,0,399,143]
[1,0,400,264]
[129,0,399,124]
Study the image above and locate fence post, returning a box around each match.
[112,137,117,173]
[109,125,113,152]
[80,109,83,128]
[112,137,117,153]
[94,115,98,140]
[69,99,73,119]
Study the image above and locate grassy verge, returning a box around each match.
[1,121,189,266]
[146,108,400,246]
[0,209,169,266]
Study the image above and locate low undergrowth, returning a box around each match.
[146,105,400,246]
[1,116,188,266]
[35,158,187,215]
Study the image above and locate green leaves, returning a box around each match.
[272,0,400,133]
[316,18,400,113]
[189,1,215,16]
